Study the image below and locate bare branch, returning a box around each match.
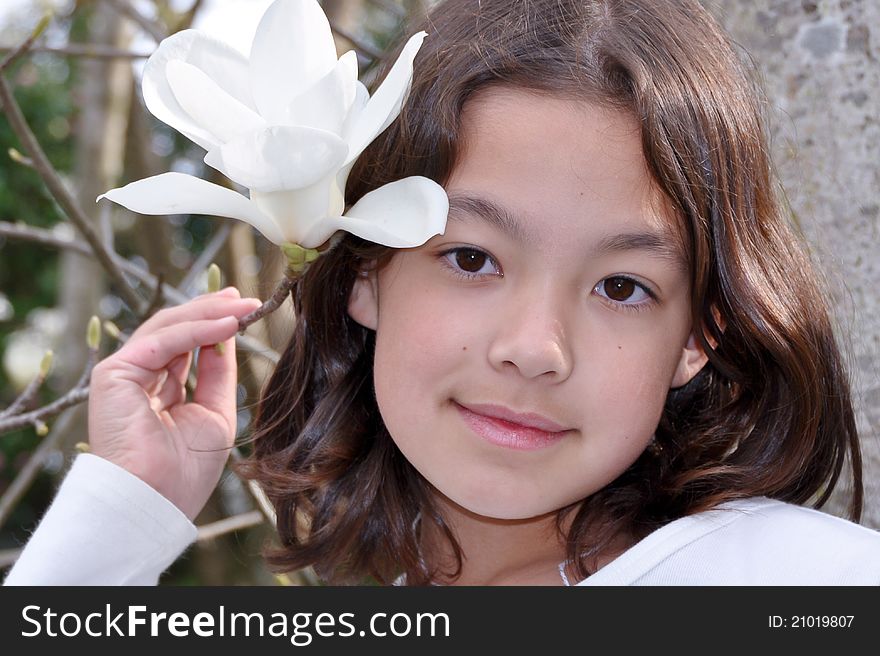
[196,510,264,542]
[0,406,79,529]
[0,43,151,60]
[142,271,165,319]
[0,358,50,420]
[103,0,166,42]
[226,448,320,586]
[236,268,299,333]
[368,0,407,18]
[331,24,382,60]
[0,509,269,570]
[174,0,205,32]
[0,75,146,314]
[178,223,233,295]
[0,220,91,256]
[0,352,95,436]
[0,221,281,365]
[0,13,50,72]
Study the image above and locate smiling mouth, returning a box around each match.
[453,401,571,451]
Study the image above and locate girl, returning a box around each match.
[6,0,880,586]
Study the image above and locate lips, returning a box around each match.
[454,401,572,451]
[456,402,571,433]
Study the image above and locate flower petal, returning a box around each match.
[344,31,426,165]
[166,60,266,144]
[249,0,339,122]
[203,125,348,192]
[300,176,448,248]
[283,50,358,135]
[250,169,345,246]
[98,173,286,245]
[142,29,254,151]
[341,80,369,143]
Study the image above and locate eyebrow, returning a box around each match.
[446,193,688,273]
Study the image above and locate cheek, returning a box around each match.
[590,335,679,431]
[371,273,475,438]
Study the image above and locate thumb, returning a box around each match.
[192,320,239,443]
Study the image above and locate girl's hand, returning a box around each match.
[87,287,262,521]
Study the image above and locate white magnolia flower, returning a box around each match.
[99,0,447,251]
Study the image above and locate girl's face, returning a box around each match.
[348,88,708,520]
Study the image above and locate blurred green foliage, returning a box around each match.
[0,0,416,583]
[0,46,76,549]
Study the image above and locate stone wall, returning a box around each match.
[705,0,879,525]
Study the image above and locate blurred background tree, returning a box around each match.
[1,0,877,585]
[0,0,433,585]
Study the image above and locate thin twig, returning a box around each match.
[178,223,232,295]
[0,13,50,72]
[0,406,78,530]
[0,221,281,363]
[368,0,407,18]
[143,271,165,319]
[0,221,90,255]
[0,75,145,314]
[0,509,267,571]
[0,352,95,435]
[237,268,299,333]
[0,368,48,420]
[174,0,205,32]
[228,448,276,525]
[0,43,150,60]
[196,510,264,542]
[227,449,320,587]
[104,0,166,42]
[331,24,382,60]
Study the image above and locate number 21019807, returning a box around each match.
[768,615,854,628]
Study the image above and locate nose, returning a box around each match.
[486,286,574,382]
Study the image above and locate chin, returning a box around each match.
[439,484,565,521]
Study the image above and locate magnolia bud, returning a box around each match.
[282,243,307,266]
[35,420,49,436]
[39,350,53,378]
[33,12,52,41]
[102,320,120,340]
[86,315,101,350]
[75,441,91,453]
[207,263,222,293]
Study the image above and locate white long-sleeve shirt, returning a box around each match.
[4,454,880,585]
[4,454,196,585]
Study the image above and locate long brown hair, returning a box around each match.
[236,0,863,585]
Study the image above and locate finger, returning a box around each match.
[154,366,187,411]
[129,289,261,339]
[118,316,242,374]
[166,351,193,388]
[192,324,239,442]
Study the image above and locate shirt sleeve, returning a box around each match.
[3,453,197,586]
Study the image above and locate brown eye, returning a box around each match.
[603,277,636,301]
[455,249,488,273]
[440,247,500,279]
[594,276,654,313]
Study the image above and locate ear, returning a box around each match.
[670,330,710,389]
[670,305,724,389]
[347,266,379,330]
